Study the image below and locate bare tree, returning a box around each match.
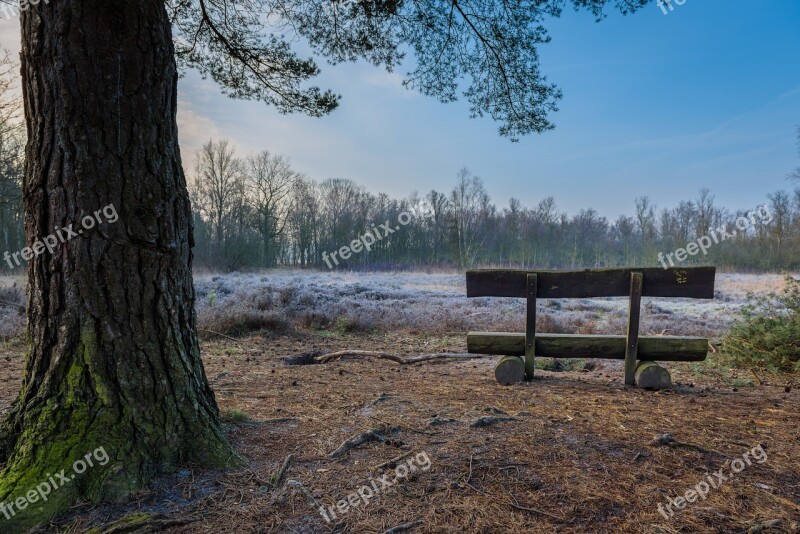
[246,151,297,266]
[768,190,791,257]
[635,196,657,240]
[695,188,716,236]
[193,139,246,267]
[450,168,490,269]
[287,177,320,267]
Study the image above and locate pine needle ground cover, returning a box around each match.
[0,272,796,533]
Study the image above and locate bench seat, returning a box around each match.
[467,332,708,361]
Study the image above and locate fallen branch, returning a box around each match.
[314,350,488,365]
[286,480,323,510]
[329,426,402,459]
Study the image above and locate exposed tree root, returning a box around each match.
[651,433,730,458]
[471,416,518,428]
[328,426,402,458]
[271,454,294,488]
[374,450,416,471]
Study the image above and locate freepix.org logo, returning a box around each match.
[1,446,110,521]
[3,204,119,269]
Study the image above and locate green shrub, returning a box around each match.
[723,275,800,373]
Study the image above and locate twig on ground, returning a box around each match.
[366,415,439,436]
[374,450,416,471]
[381,520,423,534]
[471,416,518,428]
[199,329,242,342]
[286,479,323,510]
[261,417,299,425]
[651,433,730,458]
[748,519,784,533]
[754,487,800,512]
[463,481,564,522]
[508,500,564,521]
[750,368,764,385]
[272,454,294,488]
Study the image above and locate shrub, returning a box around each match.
[722,275,800,373]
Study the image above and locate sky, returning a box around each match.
[1,0,799,219]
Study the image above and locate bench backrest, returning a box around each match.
[466,267,715,299]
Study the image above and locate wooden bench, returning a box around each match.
[465,267,716,388]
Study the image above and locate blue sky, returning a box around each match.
[2,0,800,218]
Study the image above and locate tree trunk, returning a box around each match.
[0,0,239,528]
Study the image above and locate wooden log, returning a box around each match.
[467,332,708,362]
[494,356,526,385]
[635,361,672,389]
[525,273,537,380]
[624,272,643,386]
[466,267,715,299]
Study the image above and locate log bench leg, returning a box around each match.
[525,273,537,380]
[624,272,643,386]
[635,361,672,389]
[495,356,526,385]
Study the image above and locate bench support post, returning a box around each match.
[624,272,643,386]
[525,273,537,379]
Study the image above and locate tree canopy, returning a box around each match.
[171,0,648,139]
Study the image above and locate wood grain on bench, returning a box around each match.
[466,267,715,299]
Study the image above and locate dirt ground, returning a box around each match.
[0,330,798,534]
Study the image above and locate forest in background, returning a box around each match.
[2,133,800,273]
[174,132,800,271]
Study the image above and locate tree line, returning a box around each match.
[182,137,800,272]
[2,131,799,274]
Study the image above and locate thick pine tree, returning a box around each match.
[0,0,646,527]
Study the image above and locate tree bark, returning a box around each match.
[0,0,239,528]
